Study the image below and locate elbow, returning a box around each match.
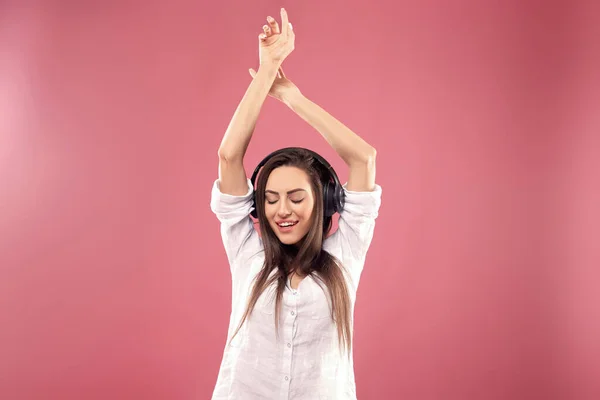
[359,146,377,164]
[366,147,377,163]
[217,148,243,163]
[347,146,376,167]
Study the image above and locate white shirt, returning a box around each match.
[210,178,382,400]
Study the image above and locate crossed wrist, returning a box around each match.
[259,60,281,71]
[282,89,303,107]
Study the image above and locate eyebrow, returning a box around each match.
[265,188,307,195]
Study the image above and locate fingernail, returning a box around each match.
[281,7,286,12]
[267,16,274,21]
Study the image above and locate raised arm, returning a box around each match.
[217,63,279,195]
[254,65,377,192]
[284,92,376,192]
[217,8,295,195]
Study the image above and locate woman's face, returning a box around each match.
[264,166,315,245]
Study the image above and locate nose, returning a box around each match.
[277,199,292,217]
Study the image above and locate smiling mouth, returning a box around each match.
[277,221,299,227]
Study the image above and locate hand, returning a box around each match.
[257,8,295,67]
[249,65,300,103]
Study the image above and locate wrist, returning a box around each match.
[258,61,281,74]
[282,89,304,108]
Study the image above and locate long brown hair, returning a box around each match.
[230,148,352,354]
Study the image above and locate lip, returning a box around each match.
[275,220,299,233]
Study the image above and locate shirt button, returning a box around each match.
[285,376,289,381]
[293,291,297,295]
[287,343,291,348]
[291,311,295,316]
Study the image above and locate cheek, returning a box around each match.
[297,201,314,220]
[263,205,275,226]
[264,204,276,217]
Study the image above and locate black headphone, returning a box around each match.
[250,147,345,219]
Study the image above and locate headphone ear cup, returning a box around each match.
[336,184,345,213]
[322,181,335,217]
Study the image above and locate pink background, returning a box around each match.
[1,1,599,399]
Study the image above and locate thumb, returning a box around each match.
[249,68,256,78]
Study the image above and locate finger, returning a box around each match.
[258,32,267,41]
[278,67,287,78]
[262,24,271,36]
[266,15,280,34]
[280,8,289,36]
[249,68,256,78]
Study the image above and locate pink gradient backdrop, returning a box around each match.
[1,1,598,399]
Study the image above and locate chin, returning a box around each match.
[278,237,301,245]
[270,225,308,246]
[272,232,297,244]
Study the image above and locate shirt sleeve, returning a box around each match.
[210,178,262,274]
[324,183,382,286]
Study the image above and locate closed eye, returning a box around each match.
[266,199,304,205]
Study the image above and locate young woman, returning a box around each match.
[210,8,381,399]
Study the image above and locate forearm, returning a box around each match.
[218,62,280,161]
[284,92,376,165]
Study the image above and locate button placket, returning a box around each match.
[286,287,296,354]
[280,289,296,397]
